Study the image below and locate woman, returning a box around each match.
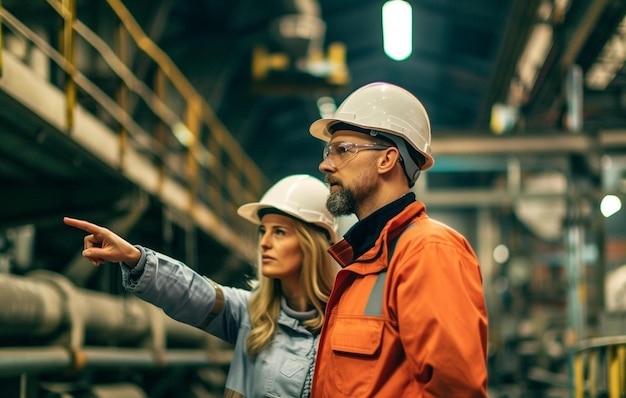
[64,174,339,398]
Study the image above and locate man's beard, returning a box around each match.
[326,188,356,216]
[326,178,375,216]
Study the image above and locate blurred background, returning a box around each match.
[1,0,626,396]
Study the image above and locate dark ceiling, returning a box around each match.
[154,0,519,181]
[124,0,626,183]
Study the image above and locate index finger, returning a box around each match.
[63,217,104,234]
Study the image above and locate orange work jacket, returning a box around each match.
[311,200,488,397]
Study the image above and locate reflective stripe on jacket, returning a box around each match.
[312,200,488,397]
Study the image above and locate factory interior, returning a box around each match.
[1,0,626,396]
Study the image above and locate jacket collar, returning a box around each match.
[331,192,422,266]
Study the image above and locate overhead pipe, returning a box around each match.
[430,128,626,156]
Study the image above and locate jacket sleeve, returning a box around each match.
[120,246,250,344]
[390,238,488,397]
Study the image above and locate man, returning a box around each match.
[309,82,488,397]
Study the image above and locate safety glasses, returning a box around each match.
[322,142,391,168]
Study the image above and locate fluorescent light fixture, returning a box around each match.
[600,194,622,218]
[505,1,556,107]
[382,0,412,61]
[585,15,626,90]
[517,24,553,93]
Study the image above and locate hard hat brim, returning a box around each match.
[309,118,336,142]
[237,202,338,243]
[237,202,277,225]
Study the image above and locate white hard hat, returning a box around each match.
[237,174,338,243]
[310,82,434,186]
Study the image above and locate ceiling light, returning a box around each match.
[505,1,556,108]
[382,0,412,61]
[317,96,336,118]
[585,15,626,90]
[600,194,622,218]
[517,23,553,96]
[492,244,510,264]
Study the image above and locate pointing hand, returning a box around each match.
[63,217,141,267]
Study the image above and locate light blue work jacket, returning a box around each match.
[120,246,319,398]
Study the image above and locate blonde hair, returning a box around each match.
[246,221,338,357]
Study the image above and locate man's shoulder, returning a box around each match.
[400,215,471,247]
[384,201,470,246]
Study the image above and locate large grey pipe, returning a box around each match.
[0,271,232,375]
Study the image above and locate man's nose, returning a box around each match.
[319,157,335,172]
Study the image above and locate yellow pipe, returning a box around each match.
[589,349,598,398]
[61,0,76,131]
[608,345,619,398]
[116,24,129,171]
[0,0,4,79]
[574,352,584,398]
[618,345,625,396]
[154,69,167,196]
[185,98,202,211]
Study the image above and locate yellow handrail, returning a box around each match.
[104,0,266,197]
[0,0,3,79]
[0,0,268,259]
[572,336,626,398]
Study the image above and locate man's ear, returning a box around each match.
[378,146,401,174]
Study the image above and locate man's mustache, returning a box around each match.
[325,177,341,186]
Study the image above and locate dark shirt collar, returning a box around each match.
[343,192,415,259]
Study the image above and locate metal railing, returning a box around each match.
[0,0,268,259]
[572,336,626,397]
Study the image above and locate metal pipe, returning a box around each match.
[0,273,65,336]
[0,347,73,375]
[91,383,147,398]
[0,271,212,345]
[0,347,232,377]
[0,271,233,376]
